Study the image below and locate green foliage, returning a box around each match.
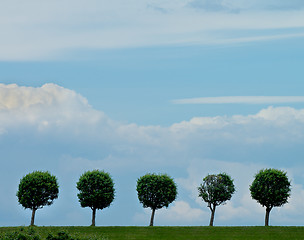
[76,170,115,211]
[1,226,304,240]
[0,227,41,240]
[0,228,95,240]
[46,231,77,240]
[198,173,236,208]
[250,168,291,209]
[136,173,177,210]
[16,171,59,211]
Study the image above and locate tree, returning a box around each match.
[76,170,115,226]
[136,173,177,226]
[198,173,235,226]
[250,168,291,226]
[17,171,59,226]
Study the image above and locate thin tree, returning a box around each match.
[17,171,59,226]
[250,168,291,226]
[136,173,177,226]
[76,170,115,226]
[198,173,235,226]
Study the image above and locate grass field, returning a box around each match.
[1,226,304,240]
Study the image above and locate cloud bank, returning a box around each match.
[1,83,304,226]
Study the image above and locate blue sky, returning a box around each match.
[1,0,304,227]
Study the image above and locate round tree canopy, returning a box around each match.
[136,173,177,210]
[17,171,59,210]
[198,173,235,208]
[76,170,115,210]
[250,168,291,209]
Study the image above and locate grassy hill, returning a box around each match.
[0,226,304,240]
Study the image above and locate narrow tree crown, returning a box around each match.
[198,173,235,208]
[250,168,291,209]
[136,173,177,210]
[17,171,59,210]
[76,170,115,210]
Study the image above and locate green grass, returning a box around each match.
[0,226,304,240]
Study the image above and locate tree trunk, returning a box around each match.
[209,205,216,227]
[30,208,36,226]
[91,208,96,226]
[149,208,156,226]
[265,207,272,226]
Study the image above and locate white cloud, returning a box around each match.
[0,83,111,137]
[134,201,208,225]
[157,201,208,224]
[0,83,89,110]
[169,106,304,147]
[173,96,304,104]
[1,0,304,60]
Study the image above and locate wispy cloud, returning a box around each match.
[1,1,304,60]
[172,96,304,104]
[188,0,304,12]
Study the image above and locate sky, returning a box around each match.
[1,0,304,227]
